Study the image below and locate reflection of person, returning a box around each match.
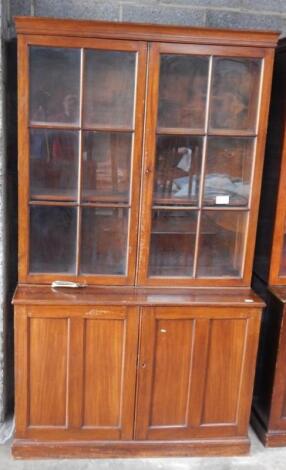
[31,90,50,122]
[30,90,50,160]
[212,91,248,129]
[57,94,78,123]
[50,94,78,161]
[30,92,78,162]
[158,64,207,128]
[211,59,257,129]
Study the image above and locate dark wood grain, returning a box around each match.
[135,306,261,441]
[14,17,279,48]
[12,437,250,459]
[13,285,265,307]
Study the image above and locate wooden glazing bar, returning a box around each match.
[75,48,85,275]
[192,56,213,278]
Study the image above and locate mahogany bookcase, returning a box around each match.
[12,16,278,458]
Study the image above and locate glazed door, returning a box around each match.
[135,306,260,440]
[138,42,274,286]
[18,35,147,284]
[15,305,139,440]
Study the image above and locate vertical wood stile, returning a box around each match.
[193,56,213,277]
[75,48,85,275]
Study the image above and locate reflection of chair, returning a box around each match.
[94,212,125,274]
[150,213,197,276]
[157,145,200,201]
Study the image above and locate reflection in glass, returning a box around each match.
[158,55,209,129]
[203,137,254,207]
[83,50,136,127]
[158,54,209,129]
[30,47,80,125]
[149,210,198,276]
[30,206,77,273]
[197,211,247,277]
[210,57,261,131]
[30,129,79,200]
[82,132,132,202]
[80,208,128,275]
[154,135,203,205]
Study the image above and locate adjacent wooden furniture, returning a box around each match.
[13,16,278,458]
[252,39,286,447]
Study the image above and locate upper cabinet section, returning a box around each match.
[15,17,278,286]
[138,42,275,287]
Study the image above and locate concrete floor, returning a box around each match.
[1,426,286,470]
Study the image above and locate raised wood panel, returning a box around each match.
[135,306,260,441]
[15,305,139,440]
[202,319,247,425]
[29,317,68,427]
[268,301,286,430]
[281,391,286,419]
[83,318,125,427]
[150,318,194,426]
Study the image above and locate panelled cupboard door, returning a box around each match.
[137,42,275,287]
[14,305,139,440]
[135,306,261,440]
[267,304,286,431]
[18,34,147,285]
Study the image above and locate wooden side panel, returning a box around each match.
[83,319,125,427]
[268,303,286,429]
[150,318,194,426]
[202,319,247,425]
[29,317,68,427]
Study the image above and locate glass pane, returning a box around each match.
[209,57,261,131]
[149,210,198,277]
[197,211,247,277]
[158,55,209,129]
[82,132,132,202]
[30,47,80,125]
[80,208,128,275]
[83,50,136,128]
[153,135,203,206]
[30,129,79,201]
[30,206,77,273]
[203,137,254,207]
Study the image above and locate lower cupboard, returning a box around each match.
[12,287,263,458]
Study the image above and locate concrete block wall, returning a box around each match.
[0,0,286,421]
[7,0,286,35]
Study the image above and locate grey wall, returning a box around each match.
[7,0,286,35]
[0,0,286,422]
